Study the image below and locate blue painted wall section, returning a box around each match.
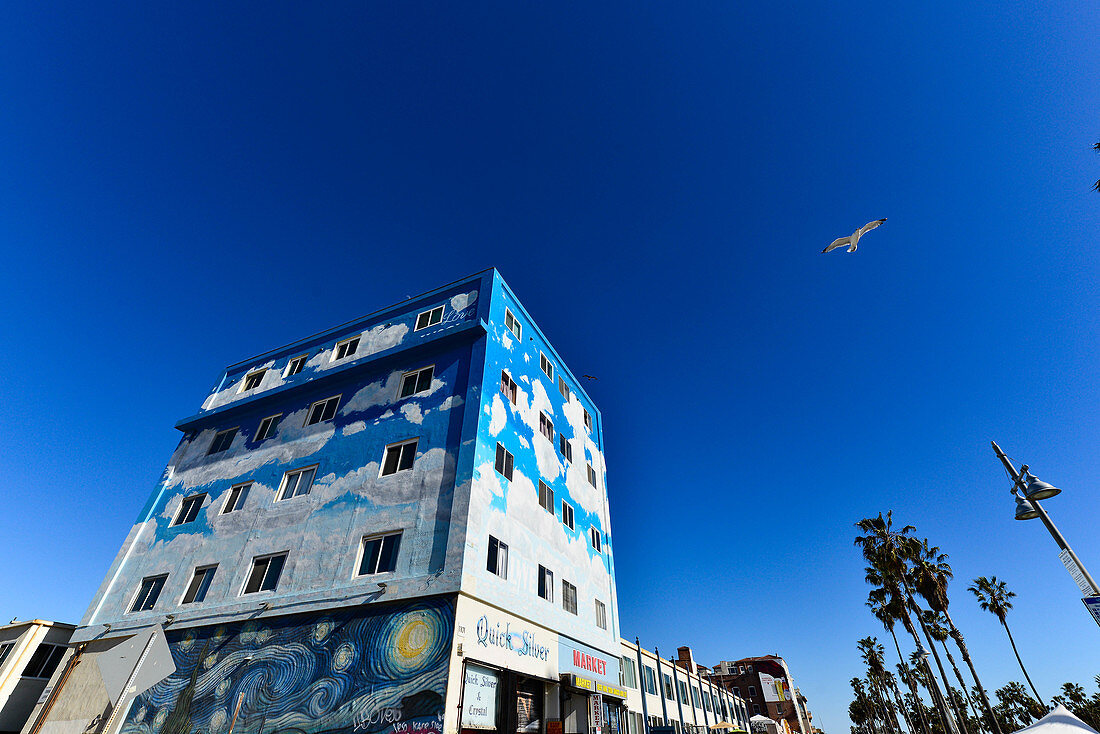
[120,597,454,734]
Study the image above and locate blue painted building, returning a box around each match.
[31,270,623,734]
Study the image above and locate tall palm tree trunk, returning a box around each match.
[899,601,955,734]
[932,633,983,732]
[871,677,898,734]
[1001,619,1045,707]
[940,609,1004,734]
[888,676,917,734]
[890,628,933,734]
[907,593,966,734]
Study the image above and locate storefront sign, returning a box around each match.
[590,693,604,734]
[463,663,499,730]
[455,596,559,680]
[476,616,551,661]
[562,675,627,700]
[548,722,563,734]
[558,638,620,693]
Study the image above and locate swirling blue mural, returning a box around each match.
[120,597,453,734]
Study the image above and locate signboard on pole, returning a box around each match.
[1082,596,1100,629]
[1059,550,1095,596]
[590,693,603,734]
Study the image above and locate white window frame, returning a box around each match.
[181,565,217,605]
[538,480,554,514]
[305,395,341,426]
[500,370,517,405]
[587,463,597,487]
[558,376,571,401]
[504,308,522,339]
[207,427,238,455]
[277,465,318,501]
[380,438,418,476]
[540,352,554,380]
[255,414,282,442]
[559,434,572,463]
[239,369,266,393]
[414,305,444,331]
[128,574,168,613]
[172,494,206,526]
[222,483,249,514]
[595,599,607,629]
[495,443,514,481]
[538,565,554,602]
[562,500,575,531]
[332,335,361,362]
[562,579,578,615]
[356,531,402,576]
[241,552,288,595]
[400,365,435,398]
[590,526,602,553]
[487,535,509,579]
[583,408,592,431]
[284,354,308,377]
[539,412,554,441]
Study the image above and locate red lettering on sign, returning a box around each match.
[572,650,607,675]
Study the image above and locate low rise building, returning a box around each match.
[0,620,74,734]
[709,656,812,734]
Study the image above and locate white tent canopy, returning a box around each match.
[1014,706,1100,734]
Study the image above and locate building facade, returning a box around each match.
[0,620,74,734]
[26,270,622,734]
[617,642,748,734]
[709,657,812,734]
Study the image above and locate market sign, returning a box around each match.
[558,638,620,691]
[562,675,627,700]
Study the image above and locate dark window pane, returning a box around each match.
[321,398,338,421]
[382,447,401,475]
[245,559,268,594]
[400,374,416,397]
[416,368,433,392]
[378,534,400,572]
[398,442,416,471]
[360,538,382,575]
[261,555,285,591]
[295,467,315,497]
[487,537,498,574]
[504,452,513,480]
[495,444,505,474]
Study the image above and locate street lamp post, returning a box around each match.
[990,441,1100,596]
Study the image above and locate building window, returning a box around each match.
[587,463,597,487]
[333,336,360,361]
[561,500,575,530]
[678,681,689,704]
[589,527,602,553]
[285,354,308,377]
[0,642,12,666]
[739,666,745,673]
[358,532,401,575]
[753,705,761,715]
[538,480,554,513]
[562,580,578,614]
[182,566,217,604]
[222,483,249,514]
[129,575,167,613]
[747,665,753,673]
[400,366,435,398]
[207,428,238,455]
[495,443,514,481]
[21,644,66,680]
[732,687,740,697]
[748,686,757,698]
[538,565,553,601]
[243,553,286,594]
[692,686,701,707]
[487,536,508,579]
[559,435,572,463]
[381,439,418,476]
[539,412,554,441]
[305,396,340,426]
[504,308,522,339]
[415,306,444,330]
[595,599,607,629]
[663,674,674,700]
[171,494,206,526]
[278,466,317,501]
[621,657,638,689]
[500,370,517,404]
[558,376,571,401]
[583,408,592,431]
[540,353,554,380]
[256,414,282,441]
[242,370,266,392]
[643,666,658,696]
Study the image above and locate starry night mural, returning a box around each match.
[120,598,453,734]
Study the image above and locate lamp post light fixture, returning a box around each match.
[990,441,1100,596]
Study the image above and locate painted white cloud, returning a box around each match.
[201,360,287,412]
[400,403,424,424]
[450,290,478,312]
[344,421,366,435]
[488,394,507,436]
[438,395,464,411]
[340,371,401,414]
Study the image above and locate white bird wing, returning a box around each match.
[858,218,886,236]
[822,236,851,253]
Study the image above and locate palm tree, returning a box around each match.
[921,610,984,731]
[910,541,1000,734]
[968,576,1045,707]
[860,637,902,734]
[856,514,958,734]
[869,588,931,734]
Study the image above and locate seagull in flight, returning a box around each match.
[822,218,887,253]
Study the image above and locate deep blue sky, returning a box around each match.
[3,3,1100,731]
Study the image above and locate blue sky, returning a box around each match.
[3,2,1100,731]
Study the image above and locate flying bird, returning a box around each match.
[822,218,887,253]
[584,375,599,381]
